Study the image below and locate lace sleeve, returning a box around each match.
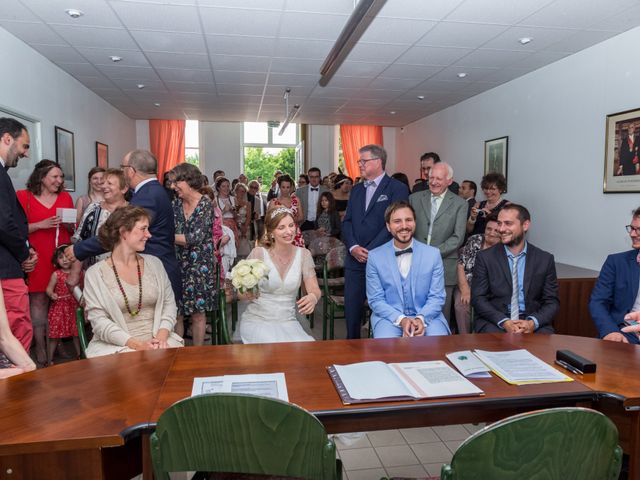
[247,247,264,261]
[301,248,316,279]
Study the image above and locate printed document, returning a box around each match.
[446,351,492,378]
[473,349,572,385]
[191,373,289,401]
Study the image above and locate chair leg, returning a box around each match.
[323,301,329,340]
[329,305,335,340]
[231,300,238,332]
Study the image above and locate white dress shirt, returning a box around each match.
[306,185,320,222]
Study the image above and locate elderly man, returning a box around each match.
[409,162,467,324]
[472,204,558,334]
[591,207,640,343]
[366,201,450,338]
[0,117,37,351]
[67,150,181,300]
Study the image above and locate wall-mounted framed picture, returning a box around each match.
[604,107,640,193]
[96,141,108,168]
[484,136,508,192]
[55,126,75,192]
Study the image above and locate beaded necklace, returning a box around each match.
[111,256,142,317]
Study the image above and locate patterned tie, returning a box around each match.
[510,256,520,320]
[428,195,438,242]
[364,180,375,188]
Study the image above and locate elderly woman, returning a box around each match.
[75,167,105,224]
[467,172,509,236]
[454,213,501,333]
[0,284,36,378]
[170,163,217,346]
[83,205,183,357]
[268,174,305,247]
[73,168,128,266]
[17,159,74,366]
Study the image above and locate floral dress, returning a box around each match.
[173,195,218,315]
[48,269,80,338]
[271,195,305,247]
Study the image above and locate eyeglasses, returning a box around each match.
[626,225,640,234]
[120,164,136,173]
[357,157,380,166]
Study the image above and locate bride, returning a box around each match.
[239,206,320,344]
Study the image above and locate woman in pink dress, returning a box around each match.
[17,160,74,366]
[268,174,305,247]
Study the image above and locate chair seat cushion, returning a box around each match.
[318,277,345,287]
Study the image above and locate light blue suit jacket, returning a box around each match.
[366,239,450,337]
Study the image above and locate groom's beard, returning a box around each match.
[391,228,414,245]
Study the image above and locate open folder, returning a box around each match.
[327,361,484,405]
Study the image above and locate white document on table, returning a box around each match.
[446,351,492,378]
[332,360,483,400]
[473,349,572,385]
[191,372,289,401]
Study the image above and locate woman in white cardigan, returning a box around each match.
[83,205,183,357]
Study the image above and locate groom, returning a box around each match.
[366,201,450,338]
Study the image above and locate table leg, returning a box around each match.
[629,410,640,480]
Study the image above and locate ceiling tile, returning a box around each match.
[380,64,443,79]
[481,26,578,51]
[50,25,138,49]
[520,0,638,30]
[75,75,119,89]
[199,7,281,37]
[378,0,464,20]
[165,82,217,93]
[30,44,86,63]
[447,0,552,24]
[416,22,509,48]
[453,49,531,68]
[360,18,436,44]
[279,11,348,41]
[594,4,640,32]
[0,0,40,22]
[157,68,213,82]
[335,61,388,77]
[396,46,473,66]
[345,42,409,63]
[274,37,333,59]
[76,47,150,67]
[57,62,103,76]
[270,57,320,75]
[146,52,209,69]
[367,76,423,90]
[96,64,160,80]
[110,1,200,33]
[267,72,320,87]
[197,0,284,9]
[480,67,536,83]
[283,0,353,14]
[22,0,123,27]
[0,20,65,45]
[508,51,570,70]
[544,29,621,54]
[217,84,265,95]
[323,76,371,89]
[210,54,270,72]
[206,35,276,56]
[215,71,266,84]
[130,31,206,54]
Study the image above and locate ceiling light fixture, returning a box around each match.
[417,95,425,100]
[110,55,122,62]
[154,103,160,107]
[319,0,387,87]
[519,37,533,45]
[390,111,396,115]
[65,8,84,18]
[279,88,300,136]
[457,72,467,78]
[137,84,145,89]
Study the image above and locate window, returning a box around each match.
[185,119,199,166]
[243,122,299,190]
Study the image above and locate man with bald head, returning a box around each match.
[409,162,467,326]
[66,149,181,300]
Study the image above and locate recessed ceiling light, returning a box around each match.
[154,103,161,107]
[417,95,425,100]
[110,55,122,62]
[390,111,396,115]
[65,8,84,18]
[519,37,533,45]
[457,72,467,78]
[137,84,145,89]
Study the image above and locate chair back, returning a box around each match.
[308,237,343,257]
[75,307,88,359]
[302,229,324,247]
[441,407,622,480]
[325,245,347,272]
[150,393,341,480]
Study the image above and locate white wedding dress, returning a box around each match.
[239,246,315,344]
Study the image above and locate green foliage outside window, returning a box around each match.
[244,147,295,191]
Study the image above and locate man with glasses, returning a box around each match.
[412,152,459,194]
[342,144,408,339]
[297,167,327,231]
[590,207,640,343]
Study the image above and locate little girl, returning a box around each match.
[315,192,341,238]
[45,244,82,365]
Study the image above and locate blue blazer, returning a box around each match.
[366,239,449,334]
[74,179,181,298]
[342,174,409,271]
[589,249,640,343]
[0,166,29,279]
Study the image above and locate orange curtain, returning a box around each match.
[149,119,185,181]
[340,125,383,179]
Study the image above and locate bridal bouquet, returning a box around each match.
[229,259,270,295]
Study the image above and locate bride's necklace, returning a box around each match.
[270,247,295,266]
[111,256,143,317]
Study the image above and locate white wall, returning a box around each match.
[396,26,640,270]
[0,28,136,199]
[200,121,243,180]
[307,124,336,175]
[135,120,150,151]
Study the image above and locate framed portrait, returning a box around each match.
[55,126,75,192]
[604,107,640,193]
[484,136,508,191]
[96,141,108,168]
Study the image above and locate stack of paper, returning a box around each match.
[473,349,572,385]
[191,373,289,401]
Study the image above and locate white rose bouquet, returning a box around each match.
[228,259,270,295]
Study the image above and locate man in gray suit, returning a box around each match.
[409,162,467,325]
[296,167,327,231]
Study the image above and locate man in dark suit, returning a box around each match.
[248,180,267,241]
[458,179,477,219]
[342,144,409,339]
[66,150,181,301]
[0,117,37,351]
[266,170,283,201]
[412,152,459,195]
[589,207,640,343]
[297,167,328,231]
[471,204,558,334]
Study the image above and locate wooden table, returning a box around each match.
[1,334,639,479]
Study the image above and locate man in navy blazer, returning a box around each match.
[67,150,181,301]
[471,204,558,334]
[589,207,640,344]
[342,144,409,338]
[366,201,450,338]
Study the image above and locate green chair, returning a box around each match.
[322,245,346,340]
[75,307,89,359]
[440,407,622,480]
[150,393,342,480]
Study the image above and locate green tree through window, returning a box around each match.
[244,147,295,190]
